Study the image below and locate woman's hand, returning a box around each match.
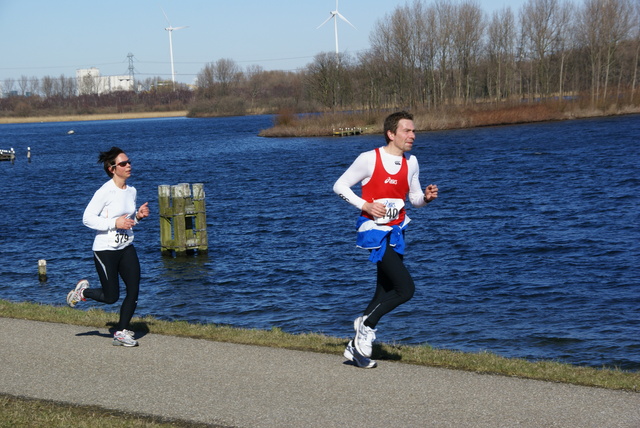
[136,202,150,220]
[115,215,136,230]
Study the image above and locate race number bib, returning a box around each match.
[373,198,405,224]
[107,228,132,246]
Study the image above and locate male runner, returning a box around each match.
[333,111,438,368]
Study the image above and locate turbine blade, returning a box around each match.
[316,15,334,29]
[161,7,171,25]
[337,13,356,29]
[173,26,188,31]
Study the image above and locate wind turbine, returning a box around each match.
[317,0,356,57]
[162,8,188,88]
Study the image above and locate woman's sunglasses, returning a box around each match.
[112,160,131,168]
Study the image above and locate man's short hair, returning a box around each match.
[384,111,414,143]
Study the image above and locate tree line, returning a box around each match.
[2,0,639,118]
[303,0,639,111]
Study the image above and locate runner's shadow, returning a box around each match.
[75,321,150,340]
[105,321,150,339]
[375,345,401,361]
[76,330,112,338]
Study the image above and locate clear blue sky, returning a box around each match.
[0,0,528,86]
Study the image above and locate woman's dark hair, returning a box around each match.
[98,146,124,178]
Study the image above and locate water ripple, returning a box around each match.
[0,115,638,371]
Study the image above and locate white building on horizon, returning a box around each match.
[76,68,134,95]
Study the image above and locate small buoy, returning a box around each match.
[67,130,75,135]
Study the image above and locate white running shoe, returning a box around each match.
[354,316,376,358]
[122,329,136,338]
[113,330,138,347]
[344,340,377,369]
[66,279,89,308]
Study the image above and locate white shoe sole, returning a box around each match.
[344,341,377,369]
[113,338,138,347]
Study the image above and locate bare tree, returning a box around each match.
[245,64,266,112]
[577,0,634,105]
[389,3,421,107]
[41,76,54,98]
[196,64,215,99]
[521,0,567,98]
[28,76,40,97]
[416,2,439,108]
[306,52,342,109]
[64,76,77,98]
[213,58,242,97]
[18,75,30,96]
[553,1,574,100]
[435,0,456,104]
[452,0,485,103]
[599,0,634,103]
[487,7,518,101]
[3,78,15,96]
[354,49,385,109]
[77,72,99,96]
[196,58,242,99]
[368,8,397,107]
[631,1,640,100]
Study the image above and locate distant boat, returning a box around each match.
[0,148,15,161]
[67,130,75,135]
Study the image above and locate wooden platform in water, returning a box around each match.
[332,127,363,137]
[0,149,15,161]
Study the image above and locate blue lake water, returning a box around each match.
[0,113,638,371]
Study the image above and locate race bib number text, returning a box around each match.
[373,198,405,224]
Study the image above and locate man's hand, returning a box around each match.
[424,184,438,203]
[362,201,387,218]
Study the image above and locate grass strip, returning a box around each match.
[1,299,638,393]
[0,394,226,428]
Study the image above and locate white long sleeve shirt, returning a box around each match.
[83,179,137,251]
[333,147,427,211]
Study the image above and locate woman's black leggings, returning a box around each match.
[363,240,415,328]
[83,245,140,331]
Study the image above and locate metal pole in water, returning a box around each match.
[38,259,47,281]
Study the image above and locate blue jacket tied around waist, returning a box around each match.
[355,215,411,263]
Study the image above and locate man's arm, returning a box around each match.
[333,152,374,210]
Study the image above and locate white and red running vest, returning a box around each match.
[360,148,409,226]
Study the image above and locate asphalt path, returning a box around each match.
[1,317,638,427]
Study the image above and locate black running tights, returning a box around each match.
[363,240,415,328]
[83,245,140,331]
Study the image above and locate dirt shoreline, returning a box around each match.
[0,111,188,124]
[2,107,638,136]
